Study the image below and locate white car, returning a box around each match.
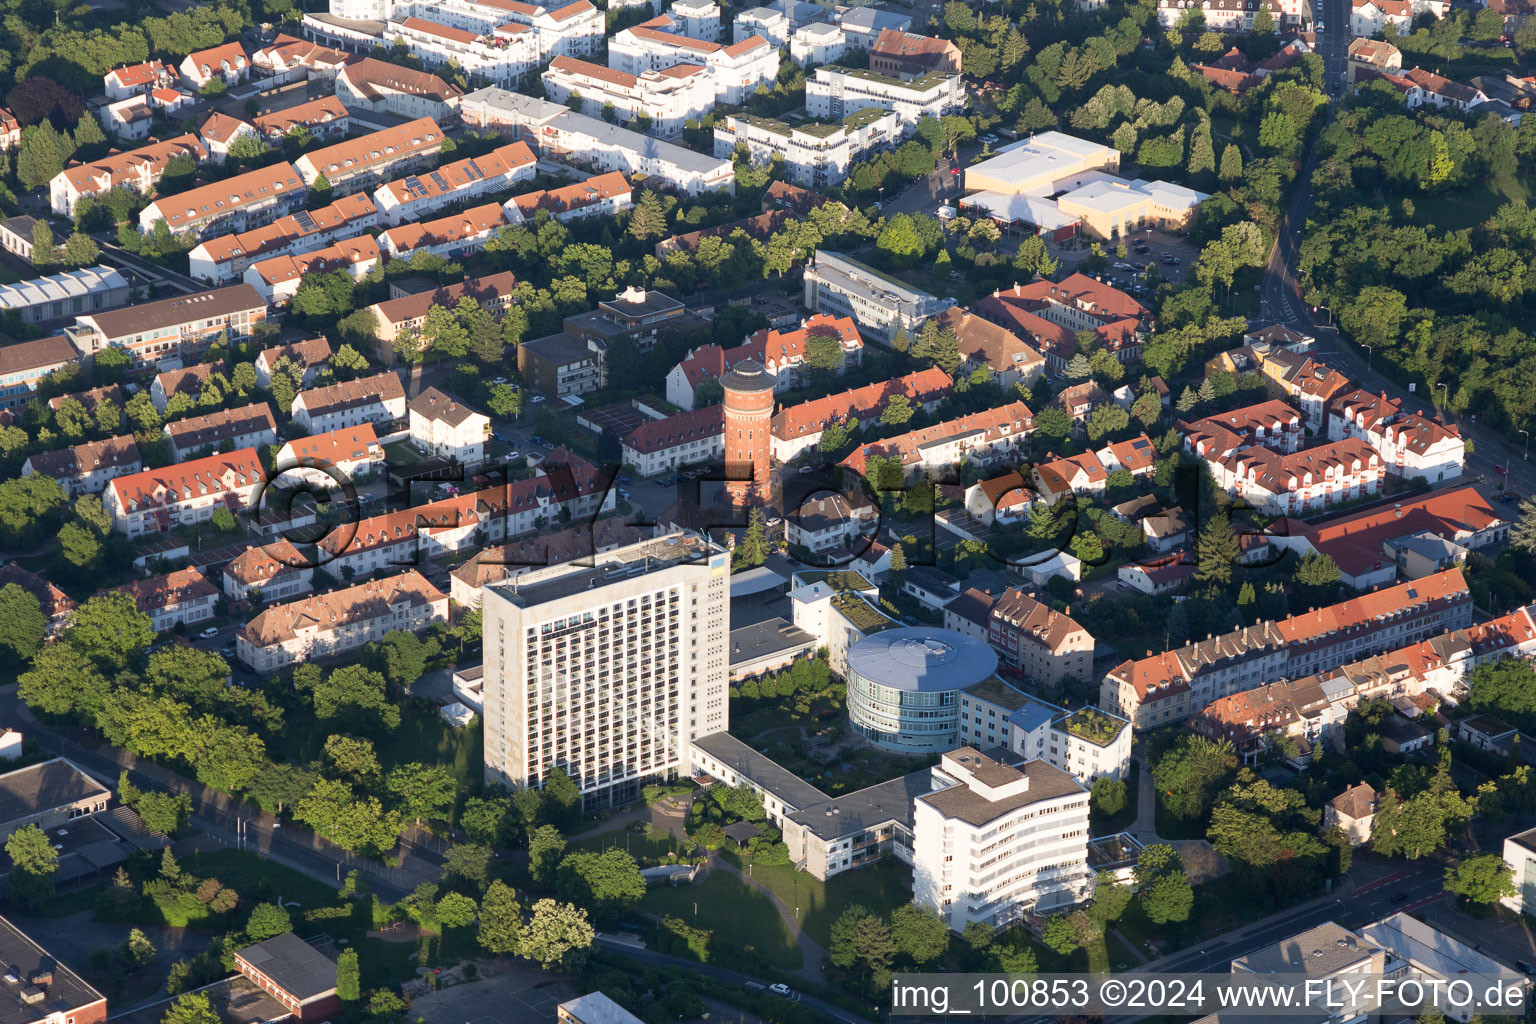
[491,376,509,385]
[768,984,794,997]
[530,395,546,404]
[199,627,220,639]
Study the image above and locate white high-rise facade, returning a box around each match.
[481,533,730,809]
[912,748,1091,932]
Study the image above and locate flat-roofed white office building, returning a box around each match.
[480,533,731,809]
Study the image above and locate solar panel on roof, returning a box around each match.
[292,209,317,232]
[430,171,450,192]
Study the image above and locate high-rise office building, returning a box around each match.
[480,533,730,809]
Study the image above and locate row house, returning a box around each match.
[237,570,447,671]
[1203,436,1384,516]
[973,274,1150,371]
[382,15,541,83]
[770,366,953,461]
[407,387,490,466]
[0,334,78,411]
[65,283,267,374]
[152,360,227,411]
[622,405,724,477]
[250,34,356,84]
[110,568,220,632]
[274,423,385,493]
[49,135,207,217]
[291,370,406,434]
[665,312,863,407]
[1030,434,1157,504]
[313,449,614,578]
[713,108,901,188]
[541,56,714,138]
[1155,0,1306,30]
[1327,388,1464,483]
[256,337,332,388]
[366,272,519,351]
[1103,568,1474,727]
[105,448,266,536]
[164,402,280,461]
[378,201,507,261]
[334,59,464,122]
[503,171,633,227]
[1258,348,1352,433]
[181,42,250,89]
[244,234,381,305]
[222,538,316,604]
[372,141,535,225]
[188,192,379,284]
[252,96,352,143]
[1179,398,1303,457]
[139,162,308,238]
[840,401,1035,480]
[21,435,142,496]
[987,588,1094,689]
[805,64,964,127]
[1404,66,1488,112]
[293,117,445,196]
[609,15,779,105]
[539,110,735,196]
[199,112,260,165]
[354,0,604,63]
[104,60,177,99]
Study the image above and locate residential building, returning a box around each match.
[1362,913,1527,1023]
[48,384,124,417]
[151,360,228,411]
[1031,449,1107,503]
[1323,783,1377,845]
[250,34,355,82]
[934,306,1045,391]
[0,909,107,1024]
[480,533,730,809]
[734,6,788,46]
[291,371,406,433]
[0,266,132,326]
[538,110,734,195]
[1502,826,1536,915]
[713,108,901,187]
[65,284,267,374]
[803,249,953,346]
[293,118,446,195]
[667,0,720,39]
[1229,922,1386,1022]
[973,274,1150,370]
[912,748,1091,932]
[944,587,999,642]
[1103,568,1474,728]
[223,538,315,604]
[181,41,249,88]
[1352,0,1415,35]
[1257,348,1352,433]
[377,201,507,260]
[139,160,307,237]
[0,335,80,411]
[188,192,379,284]
[164,402,279,461]
[1403,67,1488,111]
[0,215,42,260]
[408,387,490,465]
[382,14,540,83]
[334,59,464,121]
[1347,36,1402,82]
[558,994,645,1024]
[988,588,1094,689]
[1327,388,1464,482]
[503,171,634,226]
[665,313,862,406]
[49,135,207,217]
[958,680,1131,782]
[540,57,714,137]
[233,933,339,1024]
[841,402,1035,481]
[1116,551,1196,595]
[105,448,265,537]
[1181,398,1304,457]
[837,5,912,48]
[238,570,447,671]
[621,405,722,476]
[273,423,385,491]
[786,491,878,551]
[770,366,952,460]
[564,287,698,351]
[101,89,191,141]
[1155,0,1305,30]
[244,234,380,305]
[104,59,177,99]
[964,471,1034,526]
[198,112,259,164]
[366,272,518,351]
[334,0,604,63]
[520,334,608,399]
[869,29,960,76]
[448,518,648,605]
[252,96,352,142]
[805,65,964,126]
[1193,433,1384,517]
[0,562,77,634]
[789,22,847,65]
[609,15,779,105]
[21,435,142,496]
[111,567,219,632]
[371,141,535,225]
[255,337,332,387]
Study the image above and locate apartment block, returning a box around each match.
[789,22,847,65]
[366,272,519,350]
[973,273,1149,370]
[223,538,316,603]
[407,386,490,465]
[273,423,385,492]
[252,96,352,142]
[667,0,720,40]
[0,335,78,411]
[104,59,177,99]
[65,284,267,374]
[22,435,142,496]
[188,192,379,284]
[49,135,207,216]
[244,234,381,306]
[539,110,735,195]
[164,402,279,461]
[805,65,964,125]
[540,57,714,137]
[481,534,730,809]
[293,118,446,195]
[291,370,406,433]
[912,748,1091,932]
[802,249,952,347]
[771,365,953,460]
[713,108,900,187]
[256,337,332,388]
[378,201,508,261]
[1155,0,1306,30]
[334,59,465,122]
[152,360,224,411]
[1328,388,1465,483]
[110,567,220,632]
[986,588,1094,688]
[520,334,608,399]
[383,15,540,82]
[504,171,634,226]
[238,570,448,671]
[105,448,265,536]
[332,0,604,61]
[840,401,1035,481]
[609,15,778,105]
[373,141,535,225]
[958,680,1131,782]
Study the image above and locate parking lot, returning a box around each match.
[1048,226,1199,291]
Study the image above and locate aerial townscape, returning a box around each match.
[0,0,1534,1019]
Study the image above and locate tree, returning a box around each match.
[517,899,595,970]
[737,508,768,569]
[162,993,220,1024]
[1152,736,1238,819]
[1141,868,1194,924]
[336,949,360,1002]
[692,377,724,409]
[1219,143,1243,182]
[65,591,154,671]
[1443,853,1515,905]
[0,584,46,662]
[245,902,293,942]
[313,665,400,732]
[1091,776,1126,816]
[542,766,582,826]
[881,393,913,427]
[1469,659,1536,718]
[529,825,566,887]
[487,383,523,418]
[556,850,646,922]
[628,191,667,242]
[443,844,494,890]
[1294,550,1341,590]
[323,734,382,786]
[294,779,402,855]
[1194,514,1239,584]
[1511,494,1536,554]
[461,797,511,847]
[1041,913,1079,955]
[889,904,948,966]
[1065,352,1093,380]
[118,928,156,970]
[436,891,479,928]
[5,825,58,906]
[479,880,521,952]
[1088,871,1133,925]
[386,763,456,826]
[380,630,434,689]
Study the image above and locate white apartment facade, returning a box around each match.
[790,22,847,66]
[609,15,779,105]
[541,111,734,195]
[237,570,448,671]
[958,684,1132,783]
[273,423,386,492]
[912,749,1092,932]
[111,568,220,633]
[188,193,379,285]
[382,15,540,83]
[480,533,730,810]
[805,65,964,126]
[372,141,536,225]
[407,387,490,465]
[540,57,714,138]
[243,234,381,305]
[713,108,899,187]
[666,0,720,40]
[333,0,604,62]
[291,371,407,434]
[803,249,952,345]
[1327,389,1465,483]
[105,448,265,537]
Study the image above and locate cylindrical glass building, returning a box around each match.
[846,627,999,753]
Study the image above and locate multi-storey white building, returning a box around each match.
[222,538,315,604]
[378,201,509,260]
[540,111,734,195]
[805,65,964,126]
[958,681,1131,783]
[104,60,177,100]
[293,118,446,195]
[273,423,385,493]
[609,15,778,105]
[1155,0,1306,31]
[327,0,602,60]
[713,108,899,187]
[238,570,448,671]
[734,6,789,46]
[480,533,729,809]
[244,234,380,305]
[407,387,490,465]
[188,193,379,285]
[789,22,847,66]
[913,748,1092,932]
[334,59,465,122]
[1327,389,1465,483]
[138,162,307,238]
[49,135,207,217]
[803,250,952,346]
[666,0,720,40]
[372,141,536,225]
[291,370,406,433]
[541,57,714,137]
[105,448,266,537]
[384,15,540,83]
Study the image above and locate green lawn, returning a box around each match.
[641,870,803,970]
[727,855,912,949]
[1409,174,1529,232]
[383,441,422,466]
[571,828,683,866]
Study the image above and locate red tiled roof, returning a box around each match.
[841,401,1034,475]
[624,405,723,454]
[109,448,263,514]
[111,567,218,611]
[772,367,953,439]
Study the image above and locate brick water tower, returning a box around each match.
[720,358,776,507]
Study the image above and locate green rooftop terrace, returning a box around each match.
[832,591,898,634]
[798,569,875,593]
[962,675,1037,712]
[1060,707,1127,747]
[820,64,954,93]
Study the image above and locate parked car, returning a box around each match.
[530,395,546,404]
[491,376,508,385]
[531,435,543,446]
[619,475,634,486]
[768,984,794,998]
[199,626,220,639]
